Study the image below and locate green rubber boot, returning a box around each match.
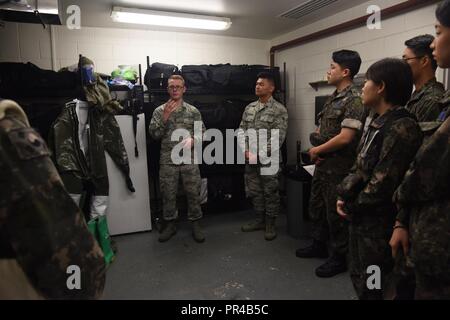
[97,216,115,266]
[87,219,98,237]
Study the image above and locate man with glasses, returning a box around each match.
[403,34,445,122]
[149,75,206,243]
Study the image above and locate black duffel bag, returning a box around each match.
[181,65,210,92]
[222,99,252,129]
[228,65,249,93]
[194,101,227,129]
[209,64,232,91]
[228,65,281,93]
[144,62,179,90]
[0,62,79,98]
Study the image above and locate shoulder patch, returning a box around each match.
[7,128,49,160]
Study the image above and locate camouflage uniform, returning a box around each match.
[405,78,445,122]
[149,101,205,221]
[337,106,423,300]
[49,100,134,200]
[309,85,366,256]
[237,96,288,218]
[0,100,105,299]
[394,91,450,299]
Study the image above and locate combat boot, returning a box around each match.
[264,216,277,241]
[241,212,265,232]
[192,220,205,243]
[315,254,347,278]
[158,221,176,243]
[295,240,329,258]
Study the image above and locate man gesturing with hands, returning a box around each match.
[149,75,206,243]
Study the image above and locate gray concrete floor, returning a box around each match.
[103,210,356,300]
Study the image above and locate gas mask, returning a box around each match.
[81,64,96,86]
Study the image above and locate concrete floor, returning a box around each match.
[103,210,356,300]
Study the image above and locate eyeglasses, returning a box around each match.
[168,85,184,91]
[402,56,424,62]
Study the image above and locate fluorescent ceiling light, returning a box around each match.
[111,6,232,31]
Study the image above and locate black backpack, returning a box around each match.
[144,63,179,90]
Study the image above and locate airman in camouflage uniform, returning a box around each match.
[393,96,450,300]
[403,34,445,122]
[390,85,445,299]
[238,73,288,241]
[337,106,422,299]
[149,75,206,243]
[295,50,366,278]
[0,99,105,299]
[390,3,450,300]
[337,58,423,300]
[308,85,365,257]
[405,78,445,122]
[296,50,366,277]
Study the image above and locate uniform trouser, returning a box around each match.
[409,202,450,300]
[245,164,280,218]
[415,272,450,299]
[366,242,450,300]
[309,170,348,256]
[160,164,202,221]
[349,226,393,300]
[391,253,416,299]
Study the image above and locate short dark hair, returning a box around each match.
[332,50,362,79]
[436,0,450,27]
[257,72,276,88]
[405,34,438,70]
[366,58,413,106]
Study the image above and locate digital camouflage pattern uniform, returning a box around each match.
[0,100,105,299]
[238,96,288,219]
[337,106,422,300]
[149,101,205,222]
[394,91,450,300]
[309,84,366,257]
[405,78,445,122]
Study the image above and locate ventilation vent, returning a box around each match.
[279,0,339,20]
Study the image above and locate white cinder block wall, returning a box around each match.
[0,23,270,76]
[0,0,446,165]
[271,0,446,164]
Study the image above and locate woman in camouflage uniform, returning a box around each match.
[336,59,422,299]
